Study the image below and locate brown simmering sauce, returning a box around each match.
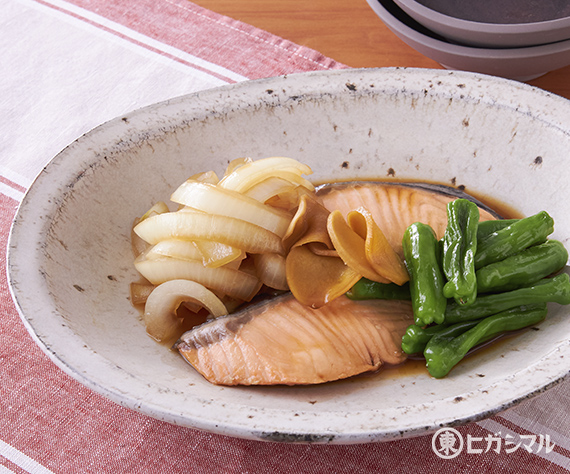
[344,330,531,383]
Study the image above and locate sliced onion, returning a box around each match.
[131,218,150,258]
[130,282,155,305]
[223,157,253,177]
[187,170,219,184]
[170,181,292,237]
[243,177,297,203]
[143,279,228,341]
[253,253,289,291]
[264,185,315,211]
[193,240,243,268]
[244,173,314,202]
[140,201,170,221]
[145,239,243,269]
[327,210,390,284]
[222,251,246,270]
[181,301,203,313]
[134,256,262,301]
[132,202,170,257]
[347,208,410,285]
[134,210,284,255]
[286,245,360,308]
[145,239,203,261]
[218,156,312,193]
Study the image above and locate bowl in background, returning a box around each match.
[7,68,570,443]
[367,0,570,81]
[393,0,570,48]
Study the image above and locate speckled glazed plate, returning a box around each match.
[8,68,570,444]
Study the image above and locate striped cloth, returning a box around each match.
[1,0,569,472]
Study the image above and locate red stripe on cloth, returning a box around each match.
[0,176,26,194]
[51,0,347,79]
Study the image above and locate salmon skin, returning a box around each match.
[176,294,413,386]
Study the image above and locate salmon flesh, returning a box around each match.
[317,182,497,257]
[176,294,413,385]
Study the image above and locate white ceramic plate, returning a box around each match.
[8,68,570,444]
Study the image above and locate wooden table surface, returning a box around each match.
[193,0,570,100]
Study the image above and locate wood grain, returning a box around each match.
[192,0,570,100]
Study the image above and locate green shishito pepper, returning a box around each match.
[474,211,554,269]
[445,273,570,324]
[346,278,411,300]
[425,303,548,378]
[477,219,518,242]
[442,199,479,305]
[392,204,568,378]
[476,240,569,293]
[401,320,479,355]
[402,222,447,326]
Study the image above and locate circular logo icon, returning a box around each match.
[432,427,464,459]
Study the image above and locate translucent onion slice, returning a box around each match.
[134,210,284,255]
[145,239,203,261]
[188,170,219,184]
[143,279,228,341]
[182,301,203,313]
[253,253,289,291]
[170,181,292,238]
[140,201,170,221]
[265,185,315,212]
[327,210,391,284]
[193,240,243,268]
[131,201,170,257]
[223,251,246,270]
[134,256,262,301]
[244,173,314,202]
[243,177,298,203]
[130,282,155,305]
[131,218,149,258]
[218,156,312,193]
[223,157,253,177]
[347,208,410,285]
[285,245,360,308]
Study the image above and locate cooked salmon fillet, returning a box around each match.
[176,182,497,386]
[317,183,496,257]
[176,294,413,385]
